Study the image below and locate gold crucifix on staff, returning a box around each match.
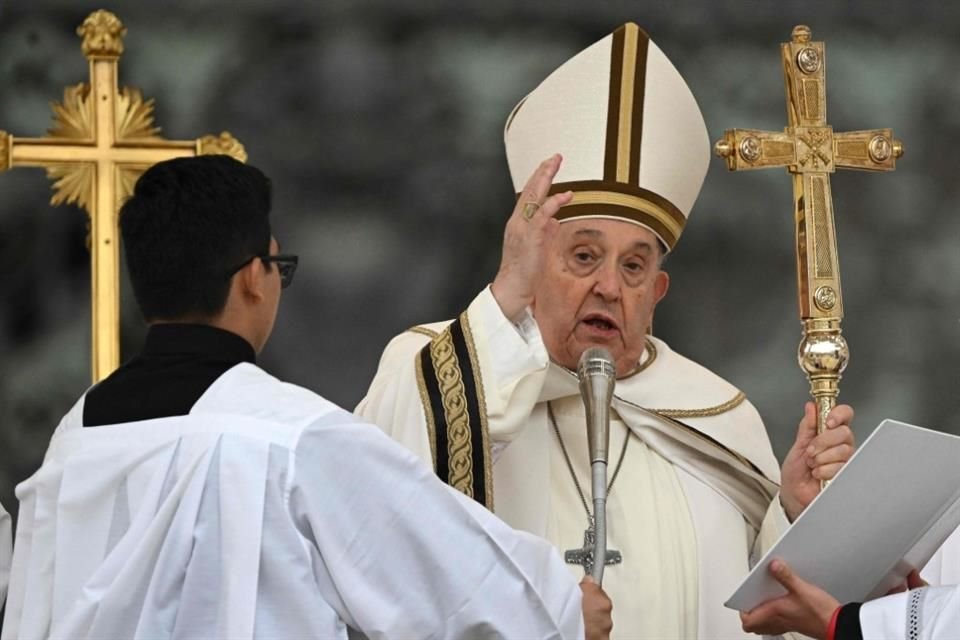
[714,25,903,454]
[0,10,246,382]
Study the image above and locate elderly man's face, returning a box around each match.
[532,219,669,377]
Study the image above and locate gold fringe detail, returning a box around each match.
[618,338,657,380]
[621,395,771,483]
[407,325,440,340]
[651,391,747,419]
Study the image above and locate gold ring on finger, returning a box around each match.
[522,202,541,221]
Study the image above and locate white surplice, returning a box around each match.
[1,362,583,640]
[860,585,960,639]
[358,287,790,639]
[0,501,10,607]
[857,525,960,639]
[922,523,960,586]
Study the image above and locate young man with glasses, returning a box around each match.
[2,155,611,640]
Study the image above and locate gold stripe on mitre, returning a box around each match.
[604,23,650,185]
[563,24,690,250]
[509,23,697,252]
[547,180,686,250]
[616,26,639,182]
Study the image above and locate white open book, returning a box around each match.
[726,419,960,611]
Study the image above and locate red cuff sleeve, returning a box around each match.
[826,605,842,640]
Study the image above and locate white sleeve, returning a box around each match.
[860,585,960,640]
[291,413,584,640]
[0,501,10,607]
[353,325,437,465]
[744,496,798,640]
[356,285,550,461]
[920,523,960,586]
[465,286,550,444]
[750,492,791,565]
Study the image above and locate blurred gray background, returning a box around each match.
[1,1,958,518]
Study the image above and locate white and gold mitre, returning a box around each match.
[504,23,709,251]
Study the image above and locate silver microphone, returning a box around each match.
[577,346,616,584]
[578,347,616,465]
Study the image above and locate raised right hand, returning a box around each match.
[490,154,573,322]
[580,576,613,640]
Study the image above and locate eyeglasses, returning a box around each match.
[262,254,298,288]
[229,254,299,289]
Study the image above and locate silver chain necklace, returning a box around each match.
[548,401,627,572]
[547,401,630,516]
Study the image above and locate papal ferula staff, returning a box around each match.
[358,22,856,639]
[715,25,903,471]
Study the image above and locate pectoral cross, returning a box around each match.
[714,26,902,454]
[564,523,622,575]
[0,10,246,382]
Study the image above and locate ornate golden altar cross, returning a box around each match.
[0,10,246,382]
[714,25,903,446]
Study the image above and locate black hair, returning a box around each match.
[119,155,272,321]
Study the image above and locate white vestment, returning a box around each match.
[358,287,791,639]
[0,501,10,607]
[922,524,960,586]
[860,585,960,639]
[2,363,583,640]
[856,525,960,639]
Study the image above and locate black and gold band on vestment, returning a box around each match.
[414,313,494,509]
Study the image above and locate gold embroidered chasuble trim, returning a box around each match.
[431,329,474,495]
[410,319,761,503]
[413,351,438,468]
[410,325,441,467]
[413,315,494,509]
[460,315,495,508]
